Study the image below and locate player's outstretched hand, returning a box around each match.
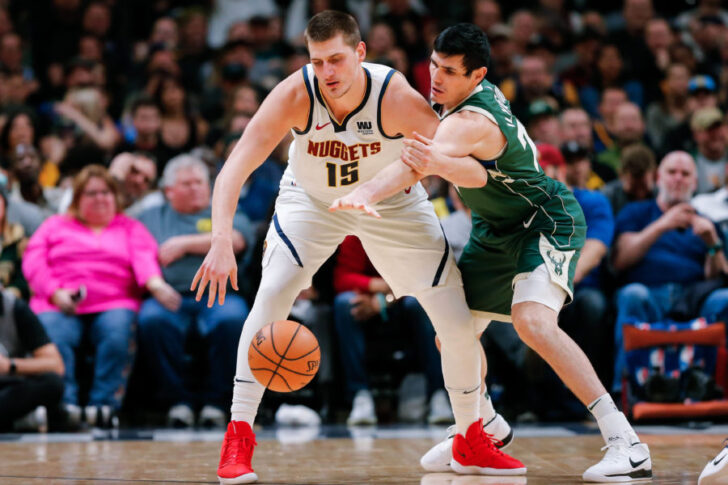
[402,132,441,176]
[329,190,381,218]
[190,237,239,307]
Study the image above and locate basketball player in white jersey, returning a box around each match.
[191,10,524,485]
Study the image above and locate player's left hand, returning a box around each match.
[329,190,381,218]
[191,236,239,307]
[402,132,442,177]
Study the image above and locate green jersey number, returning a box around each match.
[516,120,540,172]
[326,161,359,187]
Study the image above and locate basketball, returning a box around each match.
[248,320,321,392]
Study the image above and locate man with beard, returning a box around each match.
[690,107,728,194]
[611,151,728,393]
[7,144,67,224]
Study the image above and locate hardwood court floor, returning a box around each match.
[0,430,722,484]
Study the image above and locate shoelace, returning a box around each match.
[221,434,257,468]
[470,430,506,457]
[447,425,504,447]
[598,443,628,465]
[484,431,507,456]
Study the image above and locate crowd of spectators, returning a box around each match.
[2,0,728,430]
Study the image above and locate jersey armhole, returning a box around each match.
[377,69,404,140]
[293,66,314,135]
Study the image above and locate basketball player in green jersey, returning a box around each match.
[331,24,652,482]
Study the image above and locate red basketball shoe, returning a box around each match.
[451,418,527,476]
[217,421,258,484]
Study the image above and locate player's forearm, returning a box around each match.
[175,231,242,253]
[358,160,422,205]
[436,154,488,188]
[211,134,272,239]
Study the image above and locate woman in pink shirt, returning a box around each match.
[23,165,179,426]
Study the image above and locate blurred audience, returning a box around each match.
[137,155,252,428]
[611,152,728,392]
[333,236,451,425]
[22,165,165,427]
[0,288,64,432]
[108,152,161,216]
[601,143,657,216]
[1,0,728,427]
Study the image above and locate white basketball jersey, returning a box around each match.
[282,62,426,205]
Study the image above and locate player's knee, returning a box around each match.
[436,322,477,352]
[257,274,307,305]
[512,308,557,349]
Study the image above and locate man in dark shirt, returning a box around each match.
[0,289,64,431]
[611,151,728,392]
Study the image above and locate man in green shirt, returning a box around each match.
[331,23,651,482]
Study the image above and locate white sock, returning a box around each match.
[596,411,639,446]
[587,393,618,421]
[231,377,265,425]
[228,244,314,425]
[480,389,496,423]
[415,274,481,436]
[449,386,480,435]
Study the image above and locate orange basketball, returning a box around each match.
[248,320,321,392]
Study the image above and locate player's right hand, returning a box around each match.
[329,191,381,218]
[191,237,239,308]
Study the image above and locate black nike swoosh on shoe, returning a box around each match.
[629,457,648,468]
[715,453,727,466]
[587,398,602,411]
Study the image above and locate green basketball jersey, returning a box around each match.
[438,79,587,318]
[439,79,574,231]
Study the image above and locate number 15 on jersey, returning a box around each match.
[326,161,359,187]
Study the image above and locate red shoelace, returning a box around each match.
[473,430,506,457]
[220,434,257,468]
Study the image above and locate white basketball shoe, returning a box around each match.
[699,440,728,485]
[582,437,652,482]
[420,413,513,472]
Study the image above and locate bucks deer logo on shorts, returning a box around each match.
[545,250,566,276]
[538,233,575,293]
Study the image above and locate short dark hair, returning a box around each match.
[304,10,361,49]
[433,23,491,75]
[620,144,656,177]
[130,95,160,116]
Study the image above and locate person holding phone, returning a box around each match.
[22,165,173,427]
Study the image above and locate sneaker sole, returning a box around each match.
[218,472,258,484]
[583,469,652,482]
[451,461,526,476]
[420,428,515,472]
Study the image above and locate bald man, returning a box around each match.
[611,151,728,392]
